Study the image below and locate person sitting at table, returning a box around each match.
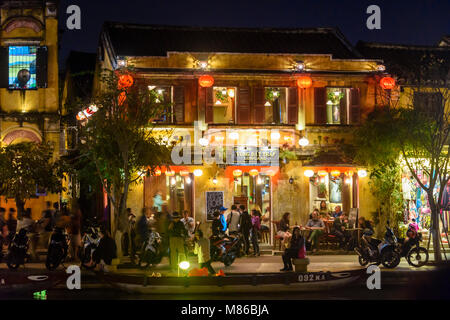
[319,201,331,219]
[277,212,292,249]
[305,210,325,253]
[332,205,343,218]
[332,214,350,249]
[280,227,305,271]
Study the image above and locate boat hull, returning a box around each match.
[100,270,364,294]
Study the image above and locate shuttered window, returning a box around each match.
[253,87,265,124]
[314,87,327,124]
[349,88,361,124]
[237,87,251,124]
[0,46,47,89]
[173,86,185,123]
[287,87,298,124]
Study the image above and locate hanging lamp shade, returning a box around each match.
[249,169,259,177]
[296,76,312,89]
[380,77,395,90]
[330,170,341,177]
[117,74,134,89]
[318,170,328,177]
[233,169,243,177]
[198,75,214,88]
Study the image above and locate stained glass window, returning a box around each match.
[8,46,37,89]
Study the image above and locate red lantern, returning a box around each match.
[380,77,395,90]
[297,76,312,89]
[118,74,134,89]
[198,75,214,88]
[118,92,127,106]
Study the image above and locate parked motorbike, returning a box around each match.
[398,229,429,267]
[79,221,101,269]
[6,229,30,270]
[138,231,163,269]
[46,227,69,271]
[355,222,401,269]
[210,233,241,266]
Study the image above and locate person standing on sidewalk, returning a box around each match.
[226,205,241,236]
[68,203,82,262]
[7,208,17,244]
[39,201,54,250]
[239,208,252,255]
[218,206,228,233]
[193,229,215,275]
[250,209,261,256]
[168,211,188,271]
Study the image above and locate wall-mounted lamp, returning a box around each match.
[295,61,305,71]
[376,64,386,72]
[198,60,209,70]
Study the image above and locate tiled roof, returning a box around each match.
[356,41,450,81]
[102,22,362,60]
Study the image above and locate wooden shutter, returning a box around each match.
[253,87,265,124]
[287,87,298,124]
[173,86,185,123]
[36,46,48,88]
[237,87,251,124]
[314,87,327,124]
[198,86,213,123]
[349,88,361,124]
[0,47,9,88]
[205,87,214,123]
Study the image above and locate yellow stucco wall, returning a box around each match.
[0,3,61,217]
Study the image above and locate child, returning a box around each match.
[193,229,215,275]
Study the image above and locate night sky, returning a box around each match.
[58,0,450,66]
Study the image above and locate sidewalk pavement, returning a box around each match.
[1,253,447,276]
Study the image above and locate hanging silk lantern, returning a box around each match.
[179,170,190,176]
[153,169,162,176]
[380,77,395,90]
[76,111,86,121]
[233,169,243,177]
[249,169,259,177]
[296,76,312,89]
[318,170,328,177]
[304,170,314,177]
[193,169,203,177]
[198,75,214,88]
[165,170,175,176]
[117,74,134,89]
[331,170,341,177]
[118,92,127,106]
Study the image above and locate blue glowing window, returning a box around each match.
[8,46,37,89]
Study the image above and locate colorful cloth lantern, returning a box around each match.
[198,75,214,88]
[117,74,134,89]
[380,77,396,90]
[297,76,312,89]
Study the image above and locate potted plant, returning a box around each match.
[318,183,327,198]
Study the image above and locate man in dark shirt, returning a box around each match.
[332,214,349,249]
[211,211,224,238]
[239,209,252,255]
[168,211,188,271]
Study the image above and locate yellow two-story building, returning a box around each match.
[0,0,60,219]
[95,22,389,240]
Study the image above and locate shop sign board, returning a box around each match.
[206,191,224,221]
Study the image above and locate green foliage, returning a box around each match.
[0,142,67,217]
[215,89,228,103]
[327,91,344,105]
[76,68,173,233]
[265,89,280,102]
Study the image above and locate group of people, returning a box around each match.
[0,201,84,263]
[211,204,268,257]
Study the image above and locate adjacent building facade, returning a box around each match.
[0,0,61,219]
